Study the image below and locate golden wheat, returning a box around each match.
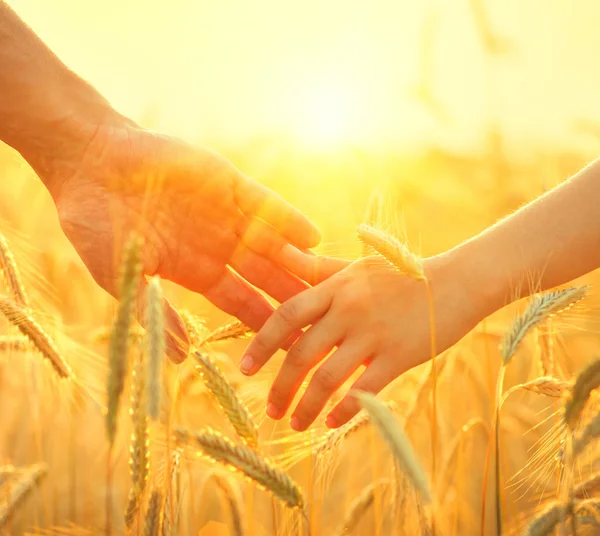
[194,351,259,449]
[125,344,150,528]
[161,448,181,536]
[0,231,27,307]
[147,276,165,420]
[353,391,431,504]
[203,320,253,345]
[0,463,47,527]
[175,426,305,510]
[356,223,425,280]
[144,488,163,536]
[212,473,244,536]
[0,296,72,378]
[501,286,588,365]
[336,478,390,535]
[106,234,143,444]
[564,358,600,430]
[525,503,568,536]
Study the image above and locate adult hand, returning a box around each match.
[42,119,320,362]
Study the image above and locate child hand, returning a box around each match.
[241,247,480,431]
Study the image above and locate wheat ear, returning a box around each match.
[144,488,163,536]
[194,351,259,449]
[356,224,424,280]
[564,358,600,430]
[106,234,143,444]
[125,344,150,528]
[316,401,398,455]
[353,391,431,504]
[575,473,600,499]
[336,478,391,535]
[502,377,570,405]
[161,448,182,536]
[0,335,30,352]
[147,276,165,420]
[501,286,588,365]
[203,320,253,345]
[0,463,47,527]
[0,231,27,306]
[180,311,209,348]
[175,427,304,510]
[526,503,568,536]
[0,296,72,379]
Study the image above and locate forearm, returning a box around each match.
[0,3,126,194]
[447,159,600,317]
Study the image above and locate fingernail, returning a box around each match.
[290,416,302,431]
[240,355,254,375]
[266,403,281,420]
[326,415,337,429]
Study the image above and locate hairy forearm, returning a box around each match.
[448,159,600,317]
[0,3,125,194]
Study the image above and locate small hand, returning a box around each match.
[45,120,320,362]
[242,246,479,430]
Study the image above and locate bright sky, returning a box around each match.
[9,0,600,152]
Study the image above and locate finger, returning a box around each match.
[235,176,321,249]
[241,282,335,376]
[135,278,190,363]
[326,359,395,428]
[201,267,276,331]
[236,217,288,260]
[229,243,309,304]
[266,317,344,421]
[288,338,372,431]
[278,244,351,285]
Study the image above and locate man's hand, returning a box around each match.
[46,121,320,362]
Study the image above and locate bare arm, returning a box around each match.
[0,2,126,194]
[244,160,600,430]
[0,3,320,362]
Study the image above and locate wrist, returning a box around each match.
[427,241,506,328]
[3,74,132,200]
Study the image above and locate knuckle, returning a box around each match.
[285,343,307,369]
[269,385,287,406]
[277,301,298,326]
[312,367,338,391]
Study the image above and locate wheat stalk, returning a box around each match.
[194,351,259,449]
[0,463,47,527]
[147,276,165,420]
[161,448,182,536]
[125,344,150,528]
[0,296,72,378]
[353,391,431,504]
[565,358,600,430]
[212,474,244,536]
[336,478,391,535]
[501,286,589,365]
[175,427,304,510]
[356,224,425,280]
[144,488,163,536]
[0,231,27,307]
[106,234,143,444]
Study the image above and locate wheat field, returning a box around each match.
[2,133,600,536]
